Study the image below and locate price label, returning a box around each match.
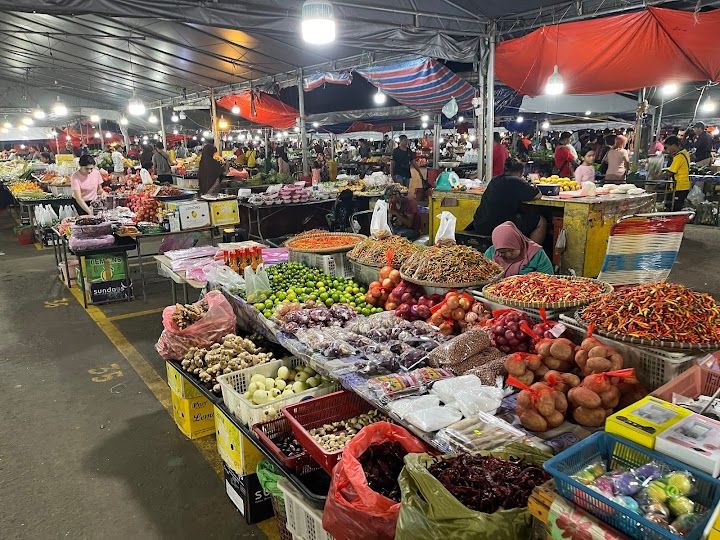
[550,323,567,338]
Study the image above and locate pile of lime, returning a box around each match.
[251,262,384,319]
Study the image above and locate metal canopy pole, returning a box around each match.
[432,113,441,168]
[159,105,166,149]
[209,88,220,149]
[691,82,710,126]
[264,128,269,171]
[631,87,645,167]
[298,68,309,177]
[484,32,496,181]
[476,54,484,180]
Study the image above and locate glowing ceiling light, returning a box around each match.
[105,132,112,138]
[439,137,444,143]
[544,65,565,95]
[90,114,100,122]
[173,129,179,135]
[22,117,33,125]
[373,89,386,105]
[3,121,11,129]
[541,120,550,130]
[65,135,71,141]
[421,122,428,129]
[421,114,429,122]
[153,134,159,140]
[312,121,319,128]
[119,117,128,126]
[585,110,592,116]
[516,116,524,123]
[661,83,678,96]
[457,116,464,122]
[702,100,717,113]
[94,131,101,138]
[227,135,233,141]
[53,98,67,116]
[200,137,205,142]
[202,130,210,137]
[33,108,46,120]
[148,113,158,124]
[469,134,477,142]
[128,98,145,116]
[294,126,300,132]
[218,117,229,130]
[20,144,25,149]
[192,135,197,141]
[231,103,240,115]
[171,113,179,122]
[254,135,260,141]
[301,0,336,45]
[257,129,262,134]
[282,131,289,137]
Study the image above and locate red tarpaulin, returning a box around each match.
[344,121,392,134]
[495,7,720,96]
[217,90,298,129]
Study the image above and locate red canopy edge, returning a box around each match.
[217,90,299,129]
[495,7,720,96]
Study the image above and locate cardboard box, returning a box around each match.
[209,199,240,226]
[223,463,273,525]
[656,414,720,477]
[214,405,263,475]
[166,362,203,399]
[83,254,127,282]
[167,200,210,230]
[171,389,215,439]
[605,396,692,448]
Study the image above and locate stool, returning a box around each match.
[455,231,492,252]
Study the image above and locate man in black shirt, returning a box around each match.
[692,122,713,165]
[473,158,546,244]
[390,135,421,187]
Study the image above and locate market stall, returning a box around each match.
[429,190,656,277]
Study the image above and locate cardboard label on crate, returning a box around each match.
[90,279,133,303]
[84,254,127,282]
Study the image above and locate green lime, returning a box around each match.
[307,294,317,301]
[276,291,286,300]
[263,309,273,318]
[361,308,371,316]
[253,303,264,310]
[319,292,329,301]
[349,301,356,307]
[317,281,325,288]
[325,298,334,307]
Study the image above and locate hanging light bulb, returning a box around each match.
[200,137,205,142]
[153,134,159,140]
[544,65,565,95]
[65,135,71,141]
[439,137,444,143]
[90,114,100,122]
[20,144,25,149]
[105,132,112,138]
[541,120,550,130]
[231,102,240,115]
[227,135,233,141]
[254,135,260,141]
[148,113,158,123]
[218,117,229,130]
[457,116,464,122]
[312,121,319,128]
[172,129,178,135]
[119,117,128,126]
[142,135,149,141]
[584,110,592,116]
[94,131,101,138]
[661,83,678,96]
[53,97,67,116]
[516,116,524,123]
[282,131,289,137]
[294,126,300,132]
[192,135,197,141]
[202,130,210,138]
[33,107,46,120]
[421,114,429,122]
[171,113,179,122]
[421,122,428,129]
[373,89,386,105]
[702,100,717,113]
[128,97,145,116]
[301,0,336,45]
[22,117,33,125]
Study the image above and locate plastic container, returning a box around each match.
[252,415,321,473]
[652,365,720,402]
[216,357,337,427]
[282,390,375,474]
[288,250,353,278]
[538,183,561,196]
[277,477,334,540]
[348,259,380,285]
[544,431,720,540]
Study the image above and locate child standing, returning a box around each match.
[574,149,596,183]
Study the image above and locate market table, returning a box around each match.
[238,199,334,245]
[15,195,74,229]
[428,190,656,277]
[154,254,206,304]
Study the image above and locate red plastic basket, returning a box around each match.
[282,390,376,474]
[253,415,320,474]
[652,365,720,402]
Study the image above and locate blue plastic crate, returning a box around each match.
[544,432,720,540]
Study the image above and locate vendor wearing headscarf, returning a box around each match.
[198,143,225,195]
[484,221,553,277]
[385,185,419,240]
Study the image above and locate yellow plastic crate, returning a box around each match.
[214,405,264,475]
[209,199,240,226]
[171,390,215,439]
[711,529,720,540]
[166,362,203,399]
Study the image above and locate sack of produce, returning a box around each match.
[569,367,637,427]
[244,264,271,303]
[508,376,568,432]
[395,445,550,540]
[155,290,236,360]
[323,422,427,540]
[370,199,391,238]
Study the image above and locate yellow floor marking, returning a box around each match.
[66,285,279,540]
[106,307,165,321]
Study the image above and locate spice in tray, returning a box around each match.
[347,235,422,268]
[484,273,609,305]
[286,234,363,250]
[400,244,501,285]
[580,282,720,344]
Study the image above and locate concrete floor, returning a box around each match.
[0,211,265,540]
[1,208,718,539]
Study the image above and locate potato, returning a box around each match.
[546,410,565,429]
[504,355,527,377]
[555,360,576,373]
[517,391,534,409]
[518,371,534,385]
[561,373,581,388]
[586,356,613,373]
[525,354,542,371]
[609,353,624,371]
[536,340,552,357]
[568,387,602,409]
[543,356,563,370]
[599,385,621,409]
[588,345,610,359]
[574,349,589,369]
[536,391,556,417]
[519,410,548,432]
[581,337,603,351]
[582,373,610,394]
[554,391,568,414]
[534,364,549,377]
[549,339,575,362]
[573,406,607,427]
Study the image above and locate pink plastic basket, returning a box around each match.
[652,365,720,402]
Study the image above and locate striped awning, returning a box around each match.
[303,71,353,92]
[356,57,475,114]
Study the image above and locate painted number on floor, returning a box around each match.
[88,363,124,382]
[44,298,69,308]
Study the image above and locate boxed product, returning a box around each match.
[209,199,240,226]
[605,396,692,448]
[166,361,202,399]
[223,463,273,525]
[171,389,215,439]
[167,200,210,230]
[214,405,264,475]
[656,413,720,477]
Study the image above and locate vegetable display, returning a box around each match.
[427,291,491,335]
[485,310,535,353]
[579,282,720,345]
[358,441,407,501]
[172,301,207,329]
[244,365,322,405]
[427,454,550,512]
[347,236,422,268]
[483,273,611,308]
[400,244,502,286]
[286,233,364,252]
[569,368,637,427]
[509,377,568,432]
[309,409,382,452]
[574,333,624,376]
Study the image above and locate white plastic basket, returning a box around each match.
[277,477,333,540]
[176,176,199,190]
[558,315,699,390]
[50,185,73,197]
[216,357,336,427]
[288,250,353,278]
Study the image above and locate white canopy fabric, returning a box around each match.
[520,94,646,115]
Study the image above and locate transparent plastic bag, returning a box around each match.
[688,184,705,206]
[436,412,527,453]
[205,264,245,293]
[388,395,441,419]
[430,375,489,405]
[244,264,271,303]
[434,211,457,246]
[370,199,391,238]
[454,387,504,417]
[140,168,153,185]
[405,406,462,432]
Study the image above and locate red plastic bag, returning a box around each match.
[155,290,236,360]
[322,422,427,540]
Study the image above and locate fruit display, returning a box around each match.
[579,282,720,345]
[180,334,274,393]
[9,180,44,195]
[537,175,580,191]
[128,191,161,223]
[286,233,364,252]
[255,262,377,318]
[309,409,383,452]
[171,301,207,329]
[277,302,357,334]
[154,185,186,197]
[347,235,423,268]
[400,244,502,286]
[483,273,612,308]
[509,376,568,432]
[484,309,535,353]
[427,291,491,335]
[365,265,402,309]
[244,364,322,405]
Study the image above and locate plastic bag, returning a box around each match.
[159,233,195,255]
[405,406,462,432]
[434,211,456,246]
[370,200,391,238]
[387,395,441,419]
[687,184,705,206]
[395,450,540,540]
[155,290,236,360]
[322,422,427,540]
[205,264,246,294]
[244,264,271,303]
[442,97,458,119]
[139,168,153,185]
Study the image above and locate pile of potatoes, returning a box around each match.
[515,381,568,432]
[574,335,624,375]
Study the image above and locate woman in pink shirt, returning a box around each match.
[602,134,630,182]
[574,149,596,183]
[71,155,105,215]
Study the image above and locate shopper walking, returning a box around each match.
[662,135,691,211]
[602,134,630,182]
[390,135,422,187]
[152,142,173,184]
